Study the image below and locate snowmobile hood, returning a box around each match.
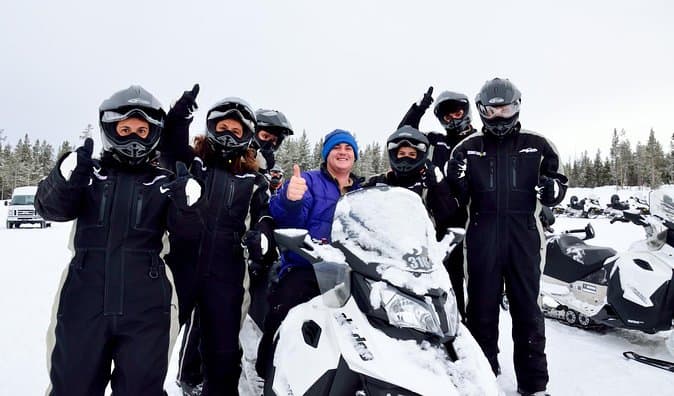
[330,186,454,295]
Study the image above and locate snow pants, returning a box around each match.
[464,213,549,393]
[444,241,466,320]
[197,256,248,396]
[177,305,203,387]
[255,266,320,379]
[47,262,175,396]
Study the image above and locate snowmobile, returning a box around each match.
[564,195,603,219]
[539,187,674,333]
[264,186,498,396]
[629,195,650,215]
[605,194,630,220]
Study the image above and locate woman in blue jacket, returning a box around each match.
[256,129,362,378]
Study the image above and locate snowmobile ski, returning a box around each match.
[623,351,674,372]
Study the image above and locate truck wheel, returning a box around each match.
[39,221,45,229]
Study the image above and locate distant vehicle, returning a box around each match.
[5,186,50,229]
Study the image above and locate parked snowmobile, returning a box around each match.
[605,194,630,219]
[564,195,603,219]
[629,195,650,215]
[540,188,674,333]
[265,186,498,396]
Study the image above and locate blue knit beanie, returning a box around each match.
[321,129,359,161]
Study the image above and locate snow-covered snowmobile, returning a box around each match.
[605,194,630,220]
[264,186,498,396]
[629,195,650,215]
[540,188,674,333]
[564,195,603,219]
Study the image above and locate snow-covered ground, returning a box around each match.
[2,187,674,395]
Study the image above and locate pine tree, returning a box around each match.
[81,124,94,141]
[645,128,665,187]
[57,141,74,159]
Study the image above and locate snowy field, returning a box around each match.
[2,187,674,395]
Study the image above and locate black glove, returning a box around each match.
[420,160,443,188]
[69,138,95,187]
[537,176,556,204]
[161,161,201,210]
[169,83,200,120]
[243,230,267,264]
[448,152,466,181]
[417,86,434,111]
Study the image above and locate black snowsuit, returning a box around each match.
[37,154,204,396]
[173,154,272,396]
[450,125,568,393]
[398,106,473,318]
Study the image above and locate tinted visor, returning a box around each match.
[387,139,427,153]
[207,108,255,135]
[101,109,164,127]
[477,101,520,120]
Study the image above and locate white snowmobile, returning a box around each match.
[604,194,630,220]
[628,195,650,215]
[264,186,498,396]
[539,187,674,333]
[564,195,603,219]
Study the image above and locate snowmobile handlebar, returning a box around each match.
[562,223,595,240]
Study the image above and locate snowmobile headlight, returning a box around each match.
[313,261,352,308]
[375,283,443,336]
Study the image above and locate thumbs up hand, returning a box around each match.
[286,164,307,201]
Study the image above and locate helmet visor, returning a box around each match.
[478,101,520,120]
[101,109,164,127]
[387,139,428,153]
[207,109,255,134]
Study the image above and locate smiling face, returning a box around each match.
[326,143,355,175]
[396,146,418,159]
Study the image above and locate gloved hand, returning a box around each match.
[448,152,467,181]
[537,176,556,204]
[417,86,434,111]
[420,160,444,188]
[169,83,200,120]
[161,161,202,209]
[242,230,269,264]
[447,152,468,194]
[60,137,94,186]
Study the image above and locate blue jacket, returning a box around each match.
[270,166,361,275]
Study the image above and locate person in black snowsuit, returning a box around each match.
[161,91,276,395]
[448,78,568,396]
[37,85,205,396]
[252,108,294,174]
[248,109,294,329]
[363,125,460,240]
[398,87,476,318]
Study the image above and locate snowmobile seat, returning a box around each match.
[544,235,617,283]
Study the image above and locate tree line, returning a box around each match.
[2,126,672,199]
[563,128,673,188]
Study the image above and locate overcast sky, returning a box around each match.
[1,0,672,162]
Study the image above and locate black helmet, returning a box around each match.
[475,78,521,137]
[433,91,472,135]
[99,85,166,165]
[205,97,257,159]
[253,109,294,151]
[386,126,429,177]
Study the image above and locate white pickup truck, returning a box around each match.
[5,186,51,228]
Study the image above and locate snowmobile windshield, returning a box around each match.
[331,186,452,296]
[650,187,674,224]
[10,195,34,205]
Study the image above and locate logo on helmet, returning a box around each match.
[127,98,152,105]
[488,97,505,104]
